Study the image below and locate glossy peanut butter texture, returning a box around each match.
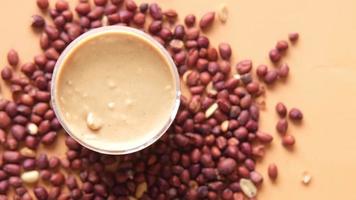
[1,0,356,199]
[53,31,177,152]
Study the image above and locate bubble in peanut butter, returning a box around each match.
[125,99,133,106]
[107,102,115,110]
[86,112,103,131]
[107,80,116,89]
[65,80,73,85]
[59,97,65,103]
[82,93,88,98]
[74,87,80,93]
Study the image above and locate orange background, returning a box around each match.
[1,0,356,199]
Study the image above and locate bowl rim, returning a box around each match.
[50,25,181,155]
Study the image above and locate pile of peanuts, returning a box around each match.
[0,0,304,199]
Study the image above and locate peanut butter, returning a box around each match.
[53,29,178,153]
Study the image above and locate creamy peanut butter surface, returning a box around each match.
[53,29,178,153]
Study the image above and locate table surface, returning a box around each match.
[1,0,356,199]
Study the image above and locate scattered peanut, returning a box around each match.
[27,123,39,135]
[206,82,218,95]
[217,4,228,23]
[182,70,193,83]
[21,170,40,184]
[205,103,218,118]
[135,182,147,198]
[302,172,312,185]
[220,120,229,132]
[268,163,278,180]
[239,178,257,198]
[20,147,36,158]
